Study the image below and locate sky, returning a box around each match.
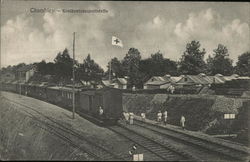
[1,1,250,70]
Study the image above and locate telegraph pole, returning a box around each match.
[72,32,76,119]
[109,60,112,82]
[19,72,21,97]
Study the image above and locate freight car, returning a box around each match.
[78,88,123,125]
[0,81,123,125]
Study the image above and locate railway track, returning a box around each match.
[2,96,125,161]
[109,124,200,161]
[134,119,250,161]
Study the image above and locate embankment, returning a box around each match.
[0,96,93,160]
[0,92,133,160]
[122,93,250,137]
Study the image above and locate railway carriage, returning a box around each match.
[1,82,123,125]
[35,84,48,100]
[46,86,81,110]
[79,88,123,125]
[46,86,64,105]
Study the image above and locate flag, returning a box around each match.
[112,36,123,47]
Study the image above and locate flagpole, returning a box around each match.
[72,32,75,119]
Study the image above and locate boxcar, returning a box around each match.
[79,87,123,124]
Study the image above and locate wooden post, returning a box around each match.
[72,32,76,119]
[19,72,21,97]
[109,60,112,82]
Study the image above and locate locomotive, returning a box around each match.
[0,81,123,125]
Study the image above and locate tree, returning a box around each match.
[36,60,49,75]
[179,40,206,75]
[235,52,250,76]
[80,54,104,82]
[106,57,125,79]
[53,48,74,84]
[12,63,26,78]
[206,44,234,75]
[140,51,178,77]
[122,48,142,88]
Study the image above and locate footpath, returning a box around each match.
[133,115,250,153]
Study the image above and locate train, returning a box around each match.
[0,81,123,126]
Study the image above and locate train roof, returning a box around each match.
[47,86,82,92]
[80,87,122,96]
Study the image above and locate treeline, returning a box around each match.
[1,40,250,88]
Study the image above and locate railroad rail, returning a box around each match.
[108,123,200,161]
[134,119,250,161]
[2,96,125,161]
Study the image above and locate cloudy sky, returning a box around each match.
[1,1,249,70]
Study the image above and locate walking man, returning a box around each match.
[180,115,186,130]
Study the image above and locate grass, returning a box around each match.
[123,94,247,133]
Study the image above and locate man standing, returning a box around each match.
[157,111,162,123]
[129,112,134,125]
[99,106,104,116]
[141,112,146,122]
[123,111,129,124]
[99,106,104,119]
[180,115,186,130]
[163,110,168,125]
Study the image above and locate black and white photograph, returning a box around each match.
[0,0,250,161]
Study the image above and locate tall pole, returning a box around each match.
[19,72,21,97]
[72,32,76,119]
[109,60,112,82]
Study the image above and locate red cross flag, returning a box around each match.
[112,36,123,47]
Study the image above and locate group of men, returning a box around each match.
[123,111,135,124]
[156,110,168,125]
[157,110,186,129]
[123,109,186,130]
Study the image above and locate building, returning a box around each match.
[0,72,15,82]
[113,78,127,89]
[143,74,179,89]
[101,77,128,89]
[17,65,36,82]
[177,73,208,86]
[175,73,244,87]
[213,74,226,84]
